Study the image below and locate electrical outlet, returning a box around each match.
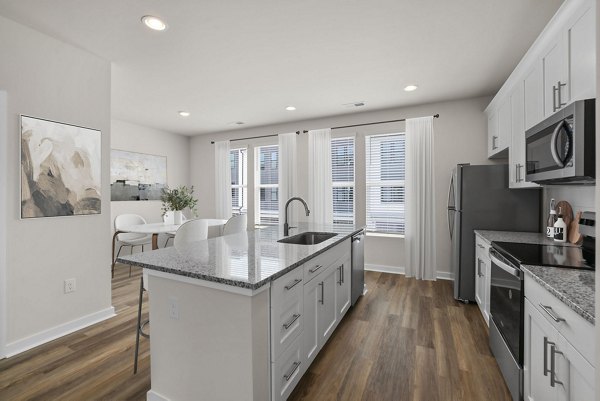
[64,278,76,294]
[168,297,179,320]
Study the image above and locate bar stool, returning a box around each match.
[133,274,150,374]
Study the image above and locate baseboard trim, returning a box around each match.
[147,390,170,401]
[365,264,454,281]
[3,306,115,358]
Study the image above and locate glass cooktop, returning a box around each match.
[492,241,594,270]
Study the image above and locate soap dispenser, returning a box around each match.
[553,207,567,243]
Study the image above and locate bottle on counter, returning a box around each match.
[546,198,557,238]
[553,206,567,243]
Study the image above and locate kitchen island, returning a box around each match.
[118,223,364,401]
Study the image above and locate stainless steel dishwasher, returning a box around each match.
[351,230,365,305]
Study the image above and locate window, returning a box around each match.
[230,148,247,215]
[255,145,279,225]
[331,137,355,225]
[365,133,405,234]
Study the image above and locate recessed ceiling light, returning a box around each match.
[285,106,296,111]
[178,111,190,117]
[404,85,418,92]
[141,15,167,31]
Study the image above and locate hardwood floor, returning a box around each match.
[0,268,511,401]
[288,271,512,401]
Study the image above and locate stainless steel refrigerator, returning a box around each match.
[448,164,540,302]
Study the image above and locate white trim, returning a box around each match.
[0,91,6,358]
[366,231,405,239]
[3,306,115,358]
[147,390,170,401]
[365,264,454,281]
[146,268,271,297]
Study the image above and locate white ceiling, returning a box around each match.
[0,0,563,135]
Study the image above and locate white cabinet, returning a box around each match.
[524,299,595,401]
[302,273,321,367]
[524,275,596,401]
[542,33,569,117]
[335,257,351,318]
[474,234,491,326]
[487,106,509,159]
[318,264,338,344]
[272,335,304,401]
[567,0,596,102]
[509,81,539,189]
[524,63,544,131]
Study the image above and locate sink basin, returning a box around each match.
[278,232,337,245]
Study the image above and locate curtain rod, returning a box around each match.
[211,131,300,144]
[210,114,439,143]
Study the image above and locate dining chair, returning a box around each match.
[162,211,187,247]
[134,271,149,374]
[222,214,247,236]
[174,219,209,247]
[114,214,152,277]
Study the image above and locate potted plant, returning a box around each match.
[161,186,198,224]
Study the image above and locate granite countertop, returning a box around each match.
[474,230,578,246]
[474,230,594,325]
[118,223,364,291]
[522,265,595,324]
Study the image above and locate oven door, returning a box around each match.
[526,114,574,183]
[489,248,524,364]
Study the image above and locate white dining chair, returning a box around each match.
[114,214,152,277]
[174,219,209,247]
[162,211,187,247]
[222,214,247,236]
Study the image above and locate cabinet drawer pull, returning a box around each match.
[319,281,324,305]
[539,304,565,323]
[283,313,301,330]
[338,265,343,286]
[492,135,498,150]
[557,81,567,109]
[477,243,485,249]
[552,85,559,112]
[283,361,301,381]
[309,265,322,273]
[284,278,302,290]
[477,259,483,277]
[550,344,564,387]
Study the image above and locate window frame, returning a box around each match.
[230,147,248,216]
[254,144,280,227]
[331,136,356,226]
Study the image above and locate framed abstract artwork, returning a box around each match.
[20,115,102,218]
[110,150,167,201]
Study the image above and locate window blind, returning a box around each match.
[365,133,405,234]
[331,137,355,226]
[256,145,279,225]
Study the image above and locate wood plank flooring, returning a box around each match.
[0,268,511,400]
[288,271,512,401]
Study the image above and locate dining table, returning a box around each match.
[111,219,228,276]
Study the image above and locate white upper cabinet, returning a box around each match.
[524,62,544,131]
[486,0,596,160]
[567,1,596,102]
[510,81,539,188]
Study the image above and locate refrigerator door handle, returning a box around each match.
[447,172,455,210]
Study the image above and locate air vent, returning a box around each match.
[343,102,366,108]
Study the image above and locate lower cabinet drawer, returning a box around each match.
[272,334,304,401]
[271,296,303,360]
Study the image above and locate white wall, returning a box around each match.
[0,16,113,356]
[543,186,596,217]
[190,96,496,277]
[110,119,191,226]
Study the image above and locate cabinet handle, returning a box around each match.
[539,304,566,323]
[309,265,322,273]
[550,344,564,387]
[284,278,302,290]
[552,85,558,112]
[319,281,324,305]
[283,361,301,381]
[543,337,552,377]
[492,135,498,150]
[341,263,344,283]
[283,313,301,330]
[516,164,522,182]
[337,266,343,286]
[477,244,485,249]
[557,81,567,109]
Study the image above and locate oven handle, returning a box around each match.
[550,120,566,168]
[490,250,522,280]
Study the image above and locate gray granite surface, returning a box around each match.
[118,223,364,290]
[475,230,578,246]
[475,230,594,325]
[522,265,595,324]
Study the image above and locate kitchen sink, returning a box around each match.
[278,232,337,245]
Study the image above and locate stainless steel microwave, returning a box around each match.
[525,98,595,185]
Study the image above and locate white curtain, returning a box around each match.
[308,129,333,225]
[405,116,437,280]
[278,132,297,223]
[214,140,232,220]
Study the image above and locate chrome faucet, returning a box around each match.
[284,197,310,236]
